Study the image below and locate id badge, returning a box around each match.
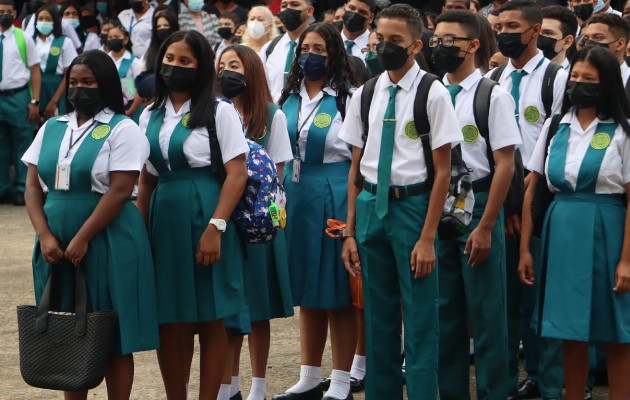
[292,158,301,183]
[55,161,71,191]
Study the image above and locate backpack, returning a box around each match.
[358,73,475,240]
[265,34,284,59]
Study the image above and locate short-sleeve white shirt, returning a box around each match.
[247,108,293,164]
[260,33,294,103]
[0,26,39,90]
[109,50,144,79]
[341,29,370,64]
[36,35,77,75]
[117,7,155,58]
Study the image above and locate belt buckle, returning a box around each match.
[393,187,401,199]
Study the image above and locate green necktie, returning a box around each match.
[0,34,4,83]
[447,84,463,107]
[345,40,355,54]
[284,40,297,79]
[375,85,400,219]
[510,69,528,123]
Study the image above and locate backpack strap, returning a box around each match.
[13,28,28,68]
[543,114,563,167]
[473,77,498,173]
[489,62,507,83]
[265,34,284,59]
[213,41,221,54]
[259,102,279,149]
[208,100,226,181]
[413,73,441,187]
[354,75,379,186]
[541,62,561,120]
[625,76,630,101]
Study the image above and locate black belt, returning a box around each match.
[0,85,28,96]
[362,181,429,200]
[472,176,492,192]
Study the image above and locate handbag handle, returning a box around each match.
[34,264,89,336]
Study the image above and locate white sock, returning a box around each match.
[217,384,231,400]
[230,376,240,397]
[470,339,475,355]
[247,377,266,400]
[325,369,351,399]
[286,365,321,393]
[185,383,189,400]
[350,354,366,380]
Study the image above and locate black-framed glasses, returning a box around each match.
[428,36,474,48]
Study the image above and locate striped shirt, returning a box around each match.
[178,10,220,46]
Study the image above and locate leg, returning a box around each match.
[355,310,366,357]
[7,90,32,194]
[219,331,239,400]
[63,392,88,400]
[105,354,135,400]
[249,321,270,378]
[299,307,328,367]
[505,238,524,397]
[563,340,589,400]
[0,121,12,197]
[157,323,195,400]
[350,309,367,386]
[197,319,228,400]
[325,306,358,399]
[605,342,630,400]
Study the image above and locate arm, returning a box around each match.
[465,146,515,266]
[518,171,540,285]
[196,154,248,266]
[126,95,144,117]
[44,68,67,119]
[24,164,64,264]
[64,171,139,266]
[28,65,41,122]
[614,182,630,293]
[137,165,157,225]
[411,143,451,279]
[276,162,284,180]
[341,146,363,277]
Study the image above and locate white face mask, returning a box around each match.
[247,20,267,40]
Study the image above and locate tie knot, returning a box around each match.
[511,69,528,82]
[388,85,399,98]
[447,84,463,106]
[289,40,296,49]
[345,40,355,52]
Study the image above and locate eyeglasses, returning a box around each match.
[428,36,474,48]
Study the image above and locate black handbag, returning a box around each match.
[17,264,117,391]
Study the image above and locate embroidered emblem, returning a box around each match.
[91,125,110,140]
[462,125,480,143]
[524,106,541,124]
[313,113,332,128]
[591,133,611,150]
[182,113,191,128]
[50,46,61,56]
[404,121,420,139]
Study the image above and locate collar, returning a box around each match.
[341,29,369,43]
[566,107,614,134]
[109,50,133,60]
[36,34,53,44]
[133,6,154,21]
[506,50,544,75]
[621,61,629,77]
[165,97,191,117]
[443,69,482,91]
[561,58,570,70]
[1,25,14,38]
[381,62,420,93]
[61,109,117,129]
[298,81,338,102]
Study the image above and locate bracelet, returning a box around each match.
[340,228,355,239]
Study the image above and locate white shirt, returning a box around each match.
[528,109,630,194]
[214,39,229,69]
[260,33,295,103]
[621,62,630,87]
[140,98,249,176]
[287,84,352,163]
[341,29,370,64]
[24,18,82,50]
[0,26,39,91]
[247,108,293,164]
[36,35,77,75]
[560,58,570,71]
[340,62,463,185]
[485,51,568,166]
[117,7,155,58]
[83,32,102,52]
[21,109,149,194]
[444,70,522,180]
[109,50,144,78]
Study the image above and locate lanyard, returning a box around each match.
[64,120,97,159]
[294,96,324,157]
[128,16,136,35]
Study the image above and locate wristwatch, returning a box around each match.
[209,218,227,233]
[30,99,40,105]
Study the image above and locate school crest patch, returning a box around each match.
[182,113,191,128]
[591,133,611,150]
[313,113,332,128]
[404,121,419,139]
[91,125,110,140]
[524,106,541,124]
[462,125,480,143]
[258,126,268,142]
[50,46,61,56]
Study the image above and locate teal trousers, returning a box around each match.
[0,88,32,194]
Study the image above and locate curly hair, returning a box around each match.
[279,22,354,104]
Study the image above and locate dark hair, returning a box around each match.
[471,0,480,12]
[542,5,578,38]
[319,9,334,22]
[32,6,63,39]
[60,2,80,17]
[587,13,630,42]
[444,0,472,10]
[144,10,179,73]
[219,11,239,25]
[65,50,125,114]
[280,23,354,104]
[379,4,424,39]
[561,45,630,135]
[107,23,133,51]
[218,45,272,140]
[498,0,542,25]
[152,30,216,129]
[477,13,497,73]
[0,0,14,7]
[435,10,480,38]
[356,0,377,14]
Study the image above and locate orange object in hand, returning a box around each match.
[325,219,363,309]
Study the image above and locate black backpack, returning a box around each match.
[265,34,284,59]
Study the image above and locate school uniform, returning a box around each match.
[139,98,248,324]
[110,50,144,122]
[341,29,369,64]
[438,70,521,400]
[24,18,82,50]
[529,109,630,343]
[21,109,159,355]
[281,83,352,310]
[560,58,570,71]
[213,39,229,69]
[0,26,39,198]
[83,32,102,52]
[117,7,155,57]
[36,34,77,115]
[339,62,462,400]
[260,33,296,103]
[621,61,630,86]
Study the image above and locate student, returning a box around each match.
[217,44,294,400]
[340,0,375,63]
[0,0,41,206]
[61,2,81,34]
[363,30,382,77]
[136,30,248,400]
[242,6,279,54]
[22,49,159,400]
[339,4,462,400]
[215,12,239,65]
[538,6,578,70]
[319,9,335,23]
[33,6,77,120]
[520,45,630,400]
[106,25,144,121]
[489,49,508,69]
[204,0,248,23]
[490,1,568,399]
[178,0,220,45]
[260,0,314,103]
[475,13,498,74]
[442,0,470,12]
[272,22,357,400]
[116,0,155,58]
[570,0,597,27]
[142,9,179,74]
[431,10,521,400]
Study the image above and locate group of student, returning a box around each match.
[11,0,630,399]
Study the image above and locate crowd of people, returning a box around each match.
[7,0,630,399]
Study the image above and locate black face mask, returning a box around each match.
[68,87,101,118]
[431,44,467,73]
[160,63,196,92]
[332,20,343,32]
[574,4,594,21]
[107,38,125,52]
[218,27,233,39]
[130,0,144,13]
[537,35,561,60]
[219,70,246,98]
[497,29,531,59]
[233,35,242,43]
[99,33,108,45]
[583,38,611,49]
[279,8,304,32]
[342,10,367,33]
[0,14,13,30]
[567,81,599,109]
[376,41,411,71]
[219,0,231,3]
[156,28,173,42]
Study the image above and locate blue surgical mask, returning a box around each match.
[36,21,54,36]
[96,2,107,15]
[187,0,204,12]
[594,0,605,12]
[65,18,80,29]
[298,52,328,81]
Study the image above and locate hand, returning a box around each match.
[505,214,522,241]
[465,226,491,267]
[196,225,221,266]
[342,237,361,277]
[44,100,57,119]
[410,238,435,279]
[39,233,64,264]
[614,260,630,293]
[125,109,134,117]
[524,173,533,191]
[28,103,39,122]
[64,235,89,266]
[518,250,535,285]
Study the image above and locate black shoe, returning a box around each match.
[272,386,323,400]
[401,366,406,385]
[0,193,11,204]
[319,378,331,391]
[349,377,364,393]
[322,394,353,400]
[12,192,25,206]
[517,379,541,399]
[230,392,243,400]
[585,387,593,400]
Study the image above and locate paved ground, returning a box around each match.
[0,204,610,399]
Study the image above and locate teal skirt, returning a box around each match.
[282,161,352,309]
[538,192,630,343]
[32,191,159,355]
[40,73,66,115]
[149,168,245,324]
